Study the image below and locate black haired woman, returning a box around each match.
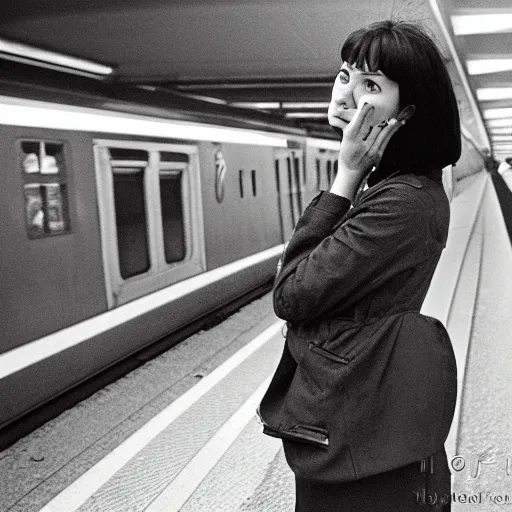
[258,20,459,511]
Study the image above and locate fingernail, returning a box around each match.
[397,105,416,123]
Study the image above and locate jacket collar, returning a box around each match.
[354,171,423,208]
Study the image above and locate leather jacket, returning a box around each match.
[258,170,457,483]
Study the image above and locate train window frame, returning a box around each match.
[94,140,206,308]
[19,138,71,238]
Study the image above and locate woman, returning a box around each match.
[258,20,459,511]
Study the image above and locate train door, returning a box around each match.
[274,148,305,241]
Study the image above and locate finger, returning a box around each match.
[349,102,374,137]
[372,118,402,152]
[364,119,387,145]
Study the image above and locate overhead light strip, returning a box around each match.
[451,13,512,35]
[0,38,114,77]
[487,118,512,128]
[491,135,512,141]
[0,95,288,147]
[477,88,512,101]
[306,138,340,151]
[428,1,490,150]
[177,81,333,90]
[467,59,512,76]
[282,102,330,109]
[230,102,281,109]
[229,102,331,110]
[285,112,328,119]
[483,107,512,119]
[490,127,512,134]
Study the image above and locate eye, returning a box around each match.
[337,69,349,84]
[364,79,381,93]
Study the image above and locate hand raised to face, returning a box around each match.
[338,101,405,176]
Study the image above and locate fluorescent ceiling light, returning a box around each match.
[285,112,328,118]
[282,102,330,109]
[491,135,512,141]
[306,137,340,150]
[230,102,280,109]
[490,127,512,134]
[483,108,512,119]
[229,102,330,110]
[452,13,512,35]
[487,118,512,128]
[477,88,512,101]
[467,59,512,75]
[0,95,288,147]
[0,38,113,77]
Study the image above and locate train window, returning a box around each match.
[327,160,332,186]
[109,148,148,161]
[20,140,70,238]
[159,169,186,263]
[160,152,189,163]
[113,167,150,279]
[316,158,321,190]
[251,169,257,196]
[239,169,244,198]
[94,140,205,308]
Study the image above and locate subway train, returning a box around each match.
[0,73,485,438]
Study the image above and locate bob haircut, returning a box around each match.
[341,20,461,173]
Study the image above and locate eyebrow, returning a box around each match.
[343,65,383,77]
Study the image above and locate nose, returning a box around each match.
[332,83,356,109]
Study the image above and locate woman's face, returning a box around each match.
[328,62,400,131]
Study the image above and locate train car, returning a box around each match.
[0,75,340,436]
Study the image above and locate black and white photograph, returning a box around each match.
[0,0,511,510]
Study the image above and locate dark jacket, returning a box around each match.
[258,170,457,483]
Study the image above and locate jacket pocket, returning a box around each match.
[309,342,351,364]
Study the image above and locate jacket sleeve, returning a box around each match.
[273,185,434,324]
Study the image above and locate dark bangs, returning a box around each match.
[341,23,415,88]
[339,21,461,173]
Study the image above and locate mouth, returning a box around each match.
[334,109,356,124]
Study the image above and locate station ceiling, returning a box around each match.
[0,0,510,159]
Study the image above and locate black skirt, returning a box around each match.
[295,447,451,512]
